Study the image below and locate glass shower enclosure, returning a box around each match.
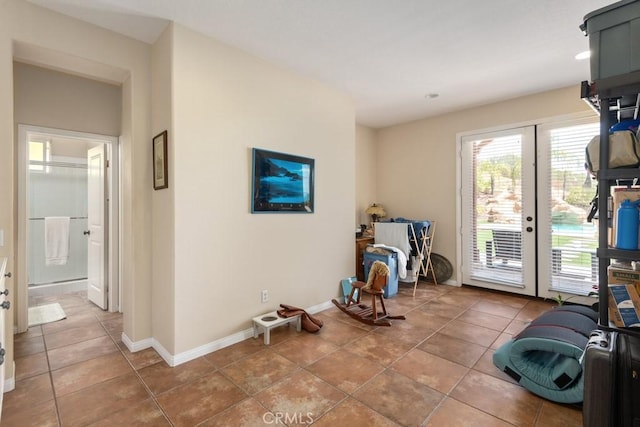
[27,147,88,289]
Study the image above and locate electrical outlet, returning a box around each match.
[261,289,268,303]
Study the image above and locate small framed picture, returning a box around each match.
[153,130,168,190]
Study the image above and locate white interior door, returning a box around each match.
[87,145,107,309]
[460,127,537,296]
[0,257,6,419]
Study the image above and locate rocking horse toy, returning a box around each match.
[332,260,406,326]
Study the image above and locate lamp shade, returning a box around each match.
[365,204,386,218]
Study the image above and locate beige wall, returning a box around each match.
[169,24,355,353]
[1,0,152,381]
[150,25,175,353]
[375,85,597,281]
[2,0,355,369]
[355,125,377,228]
[13,62,121,136]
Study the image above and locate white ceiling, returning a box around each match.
[29,0,614,128]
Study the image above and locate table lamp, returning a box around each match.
[365,203,386,227]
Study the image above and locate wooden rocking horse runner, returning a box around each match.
[332,260,406,326]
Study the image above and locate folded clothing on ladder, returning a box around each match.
[374,222,410,258]
[375,218,435,290]
[389,218,431,239]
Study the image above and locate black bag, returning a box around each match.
[584,330,640,427]
[617,332,640,426]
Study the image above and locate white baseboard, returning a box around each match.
[4,362,15,393]
[123,328,257,367]
[121,332,174,366]
[441,279,459,286]
[170,329,254,367]
[400,279,459,287]
[121,332,152,352]
[121,300,336,367]
[150,340,174,365]
[304,299,335,314]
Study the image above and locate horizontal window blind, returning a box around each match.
[542,121,600,295]
[462,133,525,287]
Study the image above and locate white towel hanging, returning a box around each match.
[45,217,70,266]
[374,222,410,259]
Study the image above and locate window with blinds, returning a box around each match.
[461,129,533,290]
[540,121,600,295]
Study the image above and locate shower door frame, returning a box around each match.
[16,125,120,333]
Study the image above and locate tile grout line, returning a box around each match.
[19,286,567,426]
[393,287,536,425]
[314,284,457,425]
[429,317,526,427]
[97,312,176,426]
[456,295,548,426]
[259,289,522,425]
[43,301,121,425]
[41,324,63,426]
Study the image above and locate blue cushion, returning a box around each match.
[492,306,598,404]
[493,340,585,404]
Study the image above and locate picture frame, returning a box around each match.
[153,130,168,190]
[251,148,314,213]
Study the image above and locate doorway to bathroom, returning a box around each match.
[16,125,120,333]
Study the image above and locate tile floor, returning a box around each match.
[4,283,585,426]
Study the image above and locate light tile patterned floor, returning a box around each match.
[5,284,584,426]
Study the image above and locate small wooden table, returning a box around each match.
[356,236,374,281]
[252,311,301,345]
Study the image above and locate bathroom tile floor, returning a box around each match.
[5,284,584,426]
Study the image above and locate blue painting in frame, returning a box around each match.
[251,148,314,213]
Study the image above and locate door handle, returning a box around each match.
[0,289,8,296]
[0,301,10,310]
[526,227,533,232]
[0,346,5,366]
[83,230,91,236]
[3,272,10,278]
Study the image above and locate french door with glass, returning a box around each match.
[537,119,600,301]
[459,118,599,300]
[460,127,537,296]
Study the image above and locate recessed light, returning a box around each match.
[425,93,439,99]
[575,50,591,60]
